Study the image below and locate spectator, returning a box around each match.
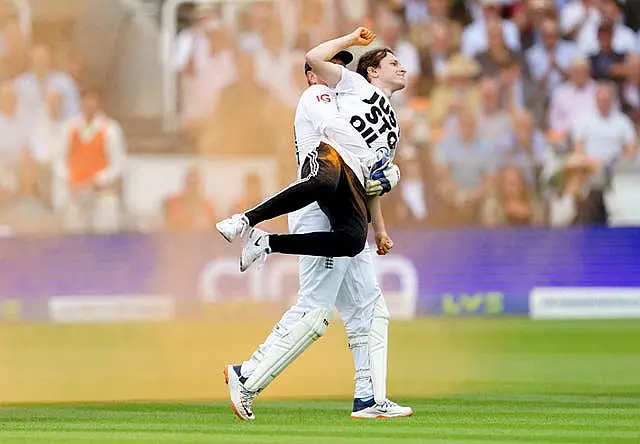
[572,82,637,171]
[588,24,626,81]
[295,0,334,48]
[0,80,28,168]
[560,0,599,41]
[0,7,28,80]
[375,12,421,102]
[29,87,65,166]
[461,0,520,59]
[237,2,276,53]
[497,57,546,128]
[435,108,496,225]
[403,0,429,26]
[178,18,237,137]
[514,0,559,52]
[388,146,429,226]
[172,4,221,77]
[199,48,290,158]
[548,57,597,136]
[549,152,608,226]
[255,23,299,109]
[407,0,463,51]
[525,18,580,94]
[414,22,457,96]
[474,77,513,149]
[620,53,640,124]
[13,45,80,119]
[55,89,126,233]
[429,54,481,128]
[164,167,216,232]
[481,165,546,227]
[576,0,636,55]
[476,17,526,78]
[498,110,547,189]
[0,150,59,235]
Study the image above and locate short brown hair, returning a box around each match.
[356,48,394,81]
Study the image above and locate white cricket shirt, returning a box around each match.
[294,84,373,186]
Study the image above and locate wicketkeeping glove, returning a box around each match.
[366,163,401,197]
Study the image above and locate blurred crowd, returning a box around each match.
[173,0,640,229]
[1,0,639,236]
[0,0,132,235]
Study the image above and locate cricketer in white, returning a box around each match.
[224,27,412,420]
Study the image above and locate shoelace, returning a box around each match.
[240,389,255,413]
[232,216,249,237]
[239,216,250,237]
[252,234,269,271]
[378,399,398,410]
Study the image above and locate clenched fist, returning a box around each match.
[350,27,376,46]
[375,232,394,256]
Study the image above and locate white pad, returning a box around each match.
[348,335,371,386]
[369,296,389,404]
[243,307,332,393]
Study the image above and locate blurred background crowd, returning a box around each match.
[1,0,639,236]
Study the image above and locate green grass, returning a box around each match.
[1,318,640,443]
[1,395,639,443]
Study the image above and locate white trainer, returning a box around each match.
[216,214,250,243]
[240,228,271,272]
[224,364,256,421]
[351,399,413,419]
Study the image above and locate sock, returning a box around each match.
[352,396,375,412]
[233,365,248,384]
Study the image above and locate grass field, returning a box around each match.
[1,318,640,443]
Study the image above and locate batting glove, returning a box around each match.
[366,163,400,197]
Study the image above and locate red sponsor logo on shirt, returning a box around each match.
[316,94,331,103]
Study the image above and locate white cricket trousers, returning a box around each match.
[240,202,381,397]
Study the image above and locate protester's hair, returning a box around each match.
[356,48,394,81]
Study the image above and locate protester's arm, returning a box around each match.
[305,27,376,87]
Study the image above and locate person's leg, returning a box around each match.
[225,207,349,420]
[217,143,342,242]
[244,145,342,226]
[240,155,369,270]
[335,246,413,418]
[269,150,370,256]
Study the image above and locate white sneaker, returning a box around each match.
[224,364,256,421]
[216,214,250,243]
[240,228,271,272]
[351,399,413,419]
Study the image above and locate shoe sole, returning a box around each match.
[215,224,234,243]
[223,365,254,421]
[350,411,413,419]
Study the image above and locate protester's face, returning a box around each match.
[374,52,407,92]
